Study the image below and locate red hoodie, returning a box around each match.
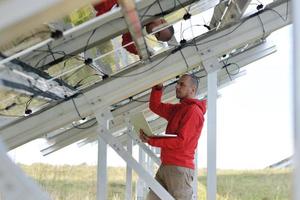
[148,87,206,169]
[93,0,138,55]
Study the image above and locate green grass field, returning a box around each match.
[20,164,292,200]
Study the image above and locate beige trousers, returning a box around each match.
[146,165,194,200]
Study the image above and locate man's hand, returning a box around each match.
[139,129,150,143]
[154,83,163,90]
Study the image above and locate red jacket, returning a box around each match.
[93,0,138,55]
[148,87,206,169]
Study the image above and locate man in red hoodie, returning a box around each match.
[93,0,174,55]
[140,74,206,200]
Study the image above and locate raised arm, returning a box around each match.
[149,84,174,121]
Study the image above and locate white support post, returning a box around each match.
[137,146,146,200]
[125,132,133,200]
[95,108,174,200]
[192,148,198,200]
[97,132,108,200]
[207,71,218,200]
[293,1,300,200]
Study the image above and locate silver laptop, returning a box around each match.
[130,112,177,138]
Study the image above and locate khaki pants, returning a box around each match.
[147,165,194,200]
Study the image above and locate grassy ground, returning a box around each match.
[20,164,292,200]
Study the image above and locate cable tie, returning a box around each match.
[257,4,264,10]
[84,58,93,65]
[50,30,63,39]
[183,13,192,20]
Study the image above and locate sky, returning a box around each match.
[7,24,294,169]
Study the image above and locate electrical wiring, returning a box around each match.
[174,0,189,13]
[73,74,100,89]
[33,49,85,70]
[179,49,189,71]
[186,0,289,48]
[13,30,50,46]
[24,95,34,114]
[71,98,85,120]
[257,14,266,39]
[180,24,210,40]
[222,61,240,81]
[111,51,173,78]
[264,0,289,22]
[83,28,98,56]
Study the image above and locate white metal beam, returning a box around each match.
[207,71,217,200]
[293,0,300,200]
[210,0,252,29]
[118,0,149,59]
[97,134,107,200]
[125,130,133,200]
[0,60,75,100]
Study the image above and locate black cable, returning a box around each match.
[83,28,97,56]
[180,24,209,39]
[33,50,84,69]
[179,49,189,71]
[174,0,188,13]
[74,74,99,89]
[89,63,108,76]
[188,4,268,47]
[257,14,266,39]
[47,44,56,61]
[192,18,247,46]
[156,0,165,14]
[24,95,34,115]
[15,30,50,45]
[111,52,172,78]
[71,98,85,120]
[222,62,240,81]
[140,1,158,21]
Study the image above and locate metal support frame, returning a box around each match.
[0,140,50,200]
[125,131,133,200]
[0,0,98,45]
[207,70,218,200]
[293,0,300,200]
[210,0,252,29]
[137,145,146,200]
[94,107,174,200]
[36,39,276,159]
[1,0,289,149]
[97,135,108,200]
[0,54,75,100]
[126,128,161,166]
[27,39,274,158]
[14,0,200,69]
[118,0,149,59]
